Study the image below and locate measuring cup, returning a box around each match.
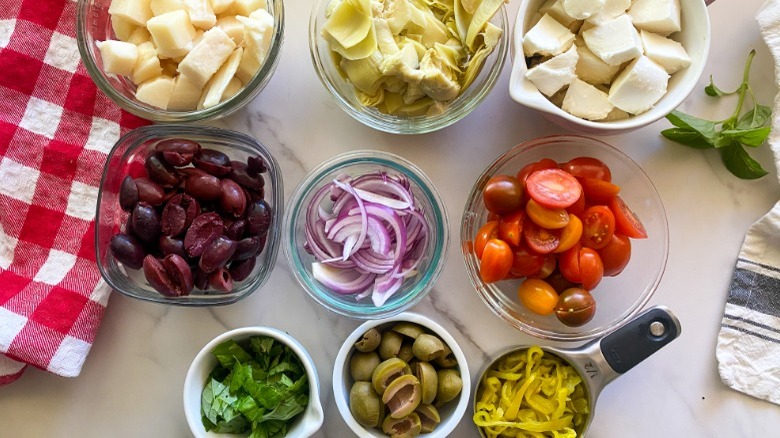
[474,305,681,437]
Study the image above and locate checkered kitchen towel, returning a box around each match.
[0,0,148,384]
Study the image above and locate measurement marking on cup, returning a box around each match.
[584,361,599,378]
[609,349,621,364]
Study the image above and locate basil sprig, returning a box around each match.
[662,50,771,179]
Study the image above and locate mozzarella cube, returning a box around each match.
[523,13,575,57]
[96,40,138,76]
[110,15,137,41]
[563,78,614,120]
[108,0,152,26]
[168,73,203,110]
[640,30,691,74]
[183,0,217,29]
[216,15,245,45]
[538,0,578,27]
[132,41,162,84]
[574,37,619,85]
[582,15,642,66]
[608,55,670,114]
[127,27,151,45]
[230,0,266,16]
[629,0,681,36]
[202,47,243,108]
[147,10,197,56]
[178,26,237,87]
[150,0,185,15]
[135,75,176,109]
[586,0,630,25]
[563,0,604,20]
[210,0,235,14]
[235,10,274,83]
[603,106,630,121]
[525,44,579,96]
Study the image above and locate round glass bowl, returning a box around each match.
[284,150,449,319]
[333,312,470,437]
[308,0,509,134]
[95,125,283,306]
[76,0,285,122]
[461,135,669,342]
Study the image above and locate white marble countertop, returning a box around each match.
[3,0,780,436]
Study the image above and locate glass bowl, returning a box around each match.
[461,135,669,342]
[76,0,285,122]
[308,0,509,134]
[95,124,283,306]
[284,150,449,319]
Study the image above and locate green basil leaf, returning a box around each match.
[719,143,769,179]
[721,126,771,146]
[704,74,739,96]
[212,340,256,369]
[665,111,718,143]
[661,128,713,149]
[736,104,772,129]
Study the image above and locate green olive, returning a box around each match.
[382,374,422,419]
[415,404,441,433]
[372,357,408,396]
[382,412,422,438]
[412,334,445,361]
[413,361,438,405]
[397,341,414,363]
[392,322,426,339]
[434,344,458,368]
[350,381,383,428]
[379,330,404,360]
[434,368,463,407]
[355,328,381,352]
[350,351,381,382]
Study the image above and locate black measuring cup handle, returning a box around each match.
[599,306,681,375]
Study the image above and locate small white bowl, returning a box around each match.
[183,327,324,438]
[333,312,471,437]
[509,0,711,134]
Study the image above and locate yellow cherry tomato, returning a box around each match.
[517,278,559,316]
[555,214,583,253]
[526,198,569,230]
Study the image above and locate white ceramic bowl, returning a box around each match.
[333,312,471,437]
[509,0,711,134]
[183,327,324,438]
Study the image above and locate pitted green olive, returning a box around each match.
[415,404,441,433]
[379,330,404,360]
[372,358,408,396]
[434,344,458,368]
[355,328,381,352]
[382,412,422,438]
[350,351,381,382]
[413,361,438,405]
[350,381,383,428]
[412,334,445,361]
[434,368,463,407]
[397,342,414,363]
[382,374,422,419]
[392,322,426,339]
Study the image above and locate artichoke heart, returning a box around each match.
[419,48,461,101]
[382,0,412,34]
[374,18,400,55]
[341,51,385,94]
[380,43,423,83]
[419,10,450,48]
[324,0,374,49]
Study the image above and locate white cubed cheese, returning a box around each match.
[108,0,152,26]
[160,59,179,76]
[210,0,235,14]
[229,0,266,16]
[223,76,243,98]
[525,44,579,96]
[177,26,237,87]
[96,40,138,76]
[235,10,274,83]
[582,15,642,66]
[523,13,575,57]
[168,73,203,110]
[629,0,681,36]
[608,55,670,114]
[183,0,217,29]
[110,15,137,41]
[574,37,619,85]
[202,47,243,108]
[150,0,185,15]
[603,106,630,121]
[538,0,578,27]
[640,30,691,74]
[127,27,151,45]
[586,0,630,25]
[216,15,245,45]
[135,75,176,109]
[563,0,604,20]
[147,10,197,56]
[132,41,162,84]
[563,78,614,120]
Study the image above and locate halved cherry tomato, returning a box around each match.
[609,196,648,239]
[480,239,513,283]
[561,157,612,182]
[526,198,569,229]
[581,206,616,249]
[579,247,603,290]
[530,255,557,279]
[474,220,499,259]
[599,233,631,276]
[579,177,620,204]
[523,219,561,254]
[483,175,523,215]
[567,191,586,216]
[515,158,559,187]
[559,243,582,283]
[555,214,583,253]
[526,169,582,209]
[546,270,578,293]
[498,211,524,247]
[510,244,546,277]
[518,278,558,315]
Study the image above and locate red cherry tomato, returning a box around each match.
[523,219,561,254]
[561,157,612,182]
[480,239,513,283]
[526,169,582,209]
[567,191,586,216]
[559,243,582,283]
[483,175,523,215]
[599,234,632,276]
[515,158,559,187]
[579,247,604,290]
[609,196,648,239]
[581,206,616,250]
[530,255,557,279]
[498,211,524,247]
[510,244,546,277]
[579,177,620,204]
[546,270,578,293]
[474,220,499,259]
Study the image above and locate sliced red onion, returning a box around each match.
[312,262,376,295]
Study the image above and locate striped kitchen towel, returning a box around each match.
[715,0,780,406]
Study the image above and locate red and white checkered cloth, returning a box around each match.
[0,0,149,385]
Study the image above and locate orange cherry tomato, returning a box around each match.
[518,278,559,315]
[526,169,583,209]
[498,211,524,247]
[555,214,583,253]
[483,175,523,215]
[579,177,620,204]
[510,244,546,277]
[480,239,513,283]
[609,196,648,239]
[526,198,569,230]
[581,206,616,250]
[599,233,632,276]
[579,247,604,290]
[523,219,561,255]
[561,157,612,182]
[474,220,499,259]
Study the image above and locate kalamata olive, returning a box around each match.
[382,413,421,438]
[350,381,383,428]
[144,152,180,187]
[132,202,161,243]
[229,160,265,191]
[124,214,135,236]
[232,235,260,261]
[243,186,265,202]
[412,334,444,362]
[161,193,200,236]
[155,138,200,166]
[143,254,194,297]
[355,328,382,352]
[225,218,247,240]
[184,212,223,258]
[228,257,256,282]
[434,369,462,407]
[182,168,222,201]
[246,155,267,175]
[555,287,596,327]
[246,199,272,236]
[372,358,408,396]
[193,149,232,176]
[134,177,165,206]
[209,267,234,292]
[199,236,237,273]
[159,235,186,258]
[350,352,381,382]
[109,233,145,269]
[193,266,210,290]
[382,374,421,418]
[119,176,138,211]
[219,178,247,218]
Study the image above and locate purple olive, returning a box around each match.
[232,235,261,261]
[161,193,200,236]
[246,155,267,175]
[229,257,256,282]
[159,235,187,258]
[155,138,200,166]
[229,160,264,191]
[193,149,232,176]
[246,199,272,236]
[109,233,145,269]
[132,202,161,243]
[199,236,237,273]
[209,267,234,292]
[225,219,247,240]
[184,212,223,258]
[134,177,165,206]
[143,254,194,297]
[182,168,222,201]
[193,266,210,290]
[119,176,138,211]
[145,152,180,187]
[219,179,247,218]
